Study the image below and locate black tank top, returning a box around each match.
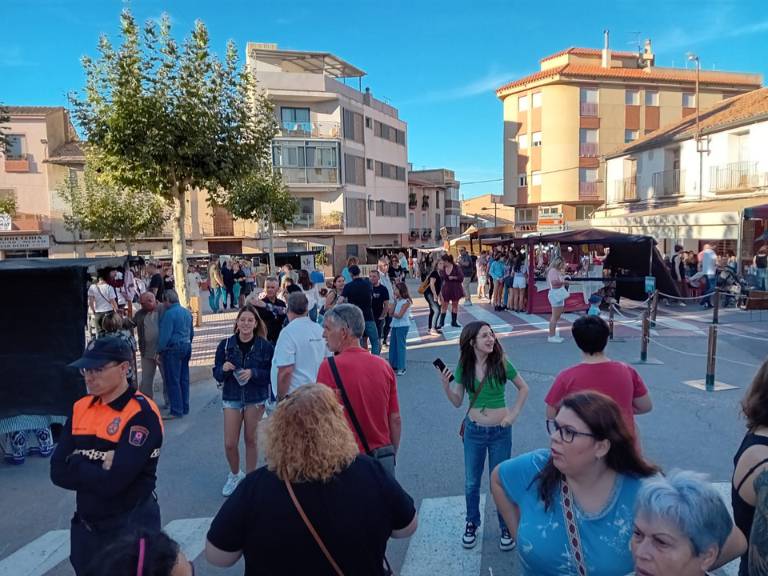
[757,253,767,269]
[732,432,768,576]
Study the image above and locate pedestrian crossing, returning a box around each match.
[0,486,738,576]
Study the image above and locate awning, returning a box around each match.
[596,196,768,220]
[744,204,768,219]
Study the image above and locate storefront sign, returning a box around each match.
[0,234,50,250]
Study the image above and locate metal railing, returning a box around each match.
[286,211,344,231]
[710,161,765,192]
[580,102,598,117]
[579,181,599,199]
[275,167,341,185]
[277,121,341,139]
[579,142,599,157]
[652,168,684,197]
[615,177,638,202]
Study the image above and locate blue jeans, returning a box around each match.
[208,287,222,312]
[464,418,512,530]
[388,326,408,371]
[161,343,192,416]
[757,268,767,291]
[701,275,716,306]
[361,320,381,355]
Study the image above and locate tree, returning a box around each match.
[214,170,298,271]
[70,11,277,305]
[58,168,168,255]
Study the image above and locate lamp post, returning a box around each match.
[481,203,498,227]
[687,52,702,200]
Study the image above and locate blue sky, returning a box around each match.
[2,0,767,198]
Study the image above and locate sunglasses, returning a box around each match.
[79,363,123,377]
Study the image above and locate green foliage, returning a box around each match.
[221,170,298,229]
[0,195,16,216]
[58,168,168,251]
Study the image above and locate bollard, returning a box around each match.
[712,290,720,325]
[640,310,649,363]
[650,291,659,328]
[608,304,615,340]
[705,325,718,391]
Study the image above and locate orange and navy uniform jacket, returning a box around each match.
[50,387,163,522]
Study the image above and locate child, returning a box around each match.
[388,282,412,376]
[587,294,602,316]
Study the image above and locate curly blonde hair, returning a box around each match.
[264,384,359,483]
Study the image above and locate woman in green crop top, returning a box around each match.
[437,321,529,552]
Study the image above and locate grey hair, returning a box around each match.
[163,289,179,304]
[265,276,279,285]
[635,470,732,556]
[287,291,309,316]
[325,303,365,338]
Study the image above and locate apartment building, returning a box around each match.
[247,43,409,269]
[461,194,515,229]
[496,37,762,233]
[0,106,85,259]
[592,88,768,267]
[405,168,461,246]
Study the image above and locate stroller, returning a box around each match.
[716,267,747,307]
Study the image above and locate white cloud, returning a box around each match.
[654,13,768,54]
[400,70,517,105]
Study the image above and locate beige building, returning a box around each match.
[462,194,515,229]
[496,39,762,233]
[405,168,461,246]
[248,43,409,269]
[0,106,85,258]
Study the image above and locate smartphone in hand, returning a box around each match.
[433,358,455,382]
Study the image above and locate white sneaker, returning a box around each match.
[547,336,564,343]
[222,470,245,496]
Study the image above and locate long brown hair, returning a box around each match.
[394,281,412,302]
[233,305,267,340]
[533,391,660,510]
[457,321,506,394]
[742,359,768,430]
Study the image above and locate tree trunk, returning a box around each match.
[267,209,276,274]
[171,186,189,307]
[125,239,133,256]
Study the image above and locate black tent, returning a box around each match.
[0,256,126,418]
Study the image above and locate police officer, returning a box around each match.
[50,335,163,575]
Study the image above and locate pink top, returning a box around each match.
[547,267,564,289]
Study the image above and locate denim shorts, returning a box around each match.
[222,399,266,411]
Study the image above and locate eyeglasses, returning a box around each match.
[79,363,121,377]
[546,419,596,444]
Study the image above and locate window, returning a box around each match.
[625,89,640,105]
[625,129,639,143]
[374,161,406,181]
[682,92,695,108]
[342,108,364,143]
[280,107,310,123]
[645,90,659,106]
[579,168,598,182]
[375,200,406,218]
[518,173,528,187]
[6,135,25,159]
[516,207,535,222]
[532,132,542,147]
[580,87,598,104]
[344,197,367,228]
[366,158,373,170]
[576,206,595,220]
[532,92,542,108]
[579,128,598,144]
[518,95,528,112]
[435,190,440,209]
[297,197,314,220]
[531,171,542,186]
[365,117,372,129]
[374,120,406,145]
[518,133,529,149]
[344,154,366,186]
[409,212,415,229]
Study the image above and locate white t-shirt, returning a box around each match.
[270,316,328,397]
[701,249,717,276]
[186,272,201,297]
[301,285,320,310]
[89,282,117,313]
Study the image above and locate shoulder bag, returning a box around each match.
[458,375,486,441]
[560,478,589,576]
[417,277,431,295]
[285,480,345,576]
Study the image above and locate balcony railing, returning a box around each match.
[275,166,341,185]
[579,181,599,199]
[286,211,344,231]
[652,169,684,198]
[579,142,599,157]
[580,102,598,117]
[421,228,432,240]
[409,229,419,240]
[615,177,638,202]
[408,195,417,209]
[710,162,766,193]
[278,121,341,139]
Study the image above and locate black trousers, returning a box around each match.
[382,316,392,344]
[70,497,160,576]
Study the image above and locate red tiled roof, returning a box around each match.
[44,141,86,165]
[496,64,762,97]
[608,87,768,158]
[540,47,640,63]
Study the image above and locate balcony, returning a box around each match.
[579,142,599,157]
[421,228,432,241]
[580,102,598,117]
[615,177,638,202]
[421,196,429,210]
[710,162,767,193]
[409,229,419,241]
[286,211,344,232]
[277,121,341,139]
[579,181,599,199]
[408,194,417,209]
[652,169,684,198]
[275,167,341,186]
[4,155,31,173]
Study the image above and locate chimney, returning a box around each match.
[641,39,655,68]
[364,86,371,105]
[601,30,611,68]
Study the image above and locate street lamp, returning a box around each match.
[481,205,498,227]
[686,52,701,142]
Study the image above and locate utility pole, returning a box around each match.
[687,52,703,200]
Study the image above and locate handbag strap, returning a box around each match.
[560,478,588,576]
[463,373,487,422]
[285,480,345,576]
[328,356,372,454]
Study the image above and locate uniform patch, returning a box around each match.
[128,425,149,447]
[106,417,121,435]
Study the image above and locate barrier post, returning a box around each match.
[705,325,717,391]
[650,290,659,328]
[640,310,649,363]
[608,304,615,340]
[712,290,720,325]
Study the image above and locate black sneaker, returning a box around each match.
[462,522,478,549]
[499,528,516,551]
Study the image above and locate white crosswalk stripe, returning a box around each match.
[0,529,69,576]
[164,517,213,564]
[463,306,515,335]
